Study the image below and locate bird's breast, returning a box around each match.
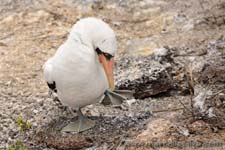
[51,42,108,108]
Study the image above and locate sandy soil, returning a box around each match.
[0,0,225,149]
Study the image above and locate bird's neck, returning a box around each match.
[65,33,99,67]
[69,29,95,50]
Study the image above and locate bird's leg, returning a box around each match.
[61,108,95,133]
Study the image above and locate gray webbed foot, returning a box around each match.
[101,89,134,105]
[61,109,95,132]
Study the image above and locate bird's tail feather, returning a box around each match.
[43,58,54,83]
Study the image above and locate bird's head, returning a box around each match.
[70,17,117,90]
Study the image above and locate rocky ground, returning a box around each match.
[0,0,225,149]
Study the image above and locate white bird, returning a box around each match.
[43,17,132,132]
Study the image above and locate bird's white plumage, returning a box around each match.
[70,17,117,55]
[43,58,54,84]
[43,17,117,108]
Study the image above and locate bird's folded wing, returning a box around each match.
[101,89,134,105]
[43,58,54,83]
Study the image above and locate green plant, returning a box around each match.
[8,117,31,150]
[16,117,31,132]
[8,140,26,150]
[8,145,15,150]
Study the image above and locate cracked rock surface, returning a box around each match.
[0,0,225,149]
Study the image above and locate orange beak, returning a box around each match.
[98,54,115,91]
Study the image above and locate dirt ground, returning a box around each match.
[0,0,225,149]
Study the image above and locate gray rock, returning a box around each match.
[115,47,176,99]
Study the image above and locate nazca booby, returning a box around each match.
[43,17,132,132]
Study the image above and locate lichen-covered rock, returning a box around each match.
[115,47,176,99]
[199,36,225,84]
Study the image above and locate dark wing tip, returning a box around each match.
[47,81,57,93]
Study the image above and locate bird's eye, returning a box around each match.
[95,48,113,60]
[103,52,113,60]
[95,48,102,55]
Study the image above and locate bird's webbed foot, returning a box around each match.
[101,89,134,105]
[61,108,95,132]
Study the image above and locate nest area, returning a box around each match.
[35,112,151,150]
[1,0,225,149]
